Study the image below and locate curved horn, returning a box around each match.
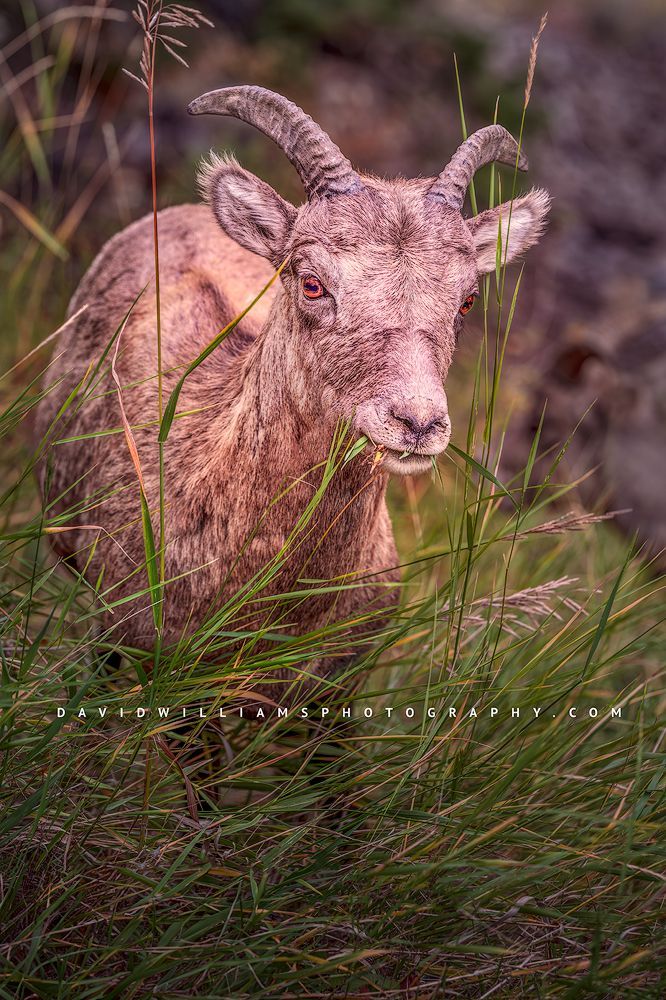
[188,85,363,201]
[427,125,528,211]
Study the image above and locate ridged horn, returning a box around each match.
[427,125,529,211]
[188,85,363,201]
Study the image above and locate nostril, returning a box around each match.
[391,409,449,439]
[390,409,420,435]
[422,415,446,436]
[420,417,442,437]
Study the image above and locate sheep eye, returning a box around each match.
[302,275,325,299]
[459,294,476,316]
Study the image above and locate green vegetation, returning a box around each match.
[0,4,663,997]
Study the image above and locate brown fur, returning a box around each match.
[37,131,549,694]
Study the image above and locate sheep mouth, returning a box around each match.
[375,447,437,476]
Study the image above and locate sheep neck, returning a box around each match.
[216,294,390,567]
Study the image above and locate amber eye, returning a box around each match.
[459,294,476,316]
[302,275,325,299]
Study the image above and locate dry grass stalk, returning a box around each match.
[511,510,625,539]
[124,1,213,90]
[429,577,584,646]
[460,576,584,638]
[486,575,584,619]
[524,12,548,109]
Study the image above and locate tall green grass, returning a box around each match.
[0,5,664,997]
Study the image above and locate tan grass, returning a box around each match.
[524,12,549,109]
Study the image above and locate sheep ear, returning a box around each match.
[467,188,550,274]
[198,153,296,264]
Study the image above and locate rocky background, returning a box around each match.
[2,0,665,560]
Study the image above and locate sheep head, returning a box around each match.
[190,86,550,475]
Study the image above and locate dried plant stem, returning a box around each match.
[525,13,549,110]
[124,1,213,658]
[490,10,549,448]
[146,8,167,653]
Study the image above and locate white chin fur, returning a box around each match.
[381,450,435,476]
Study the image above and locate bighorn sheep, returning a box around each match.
[38,86,549,688]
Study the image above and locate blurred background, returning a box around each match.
[1,0,665,561]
